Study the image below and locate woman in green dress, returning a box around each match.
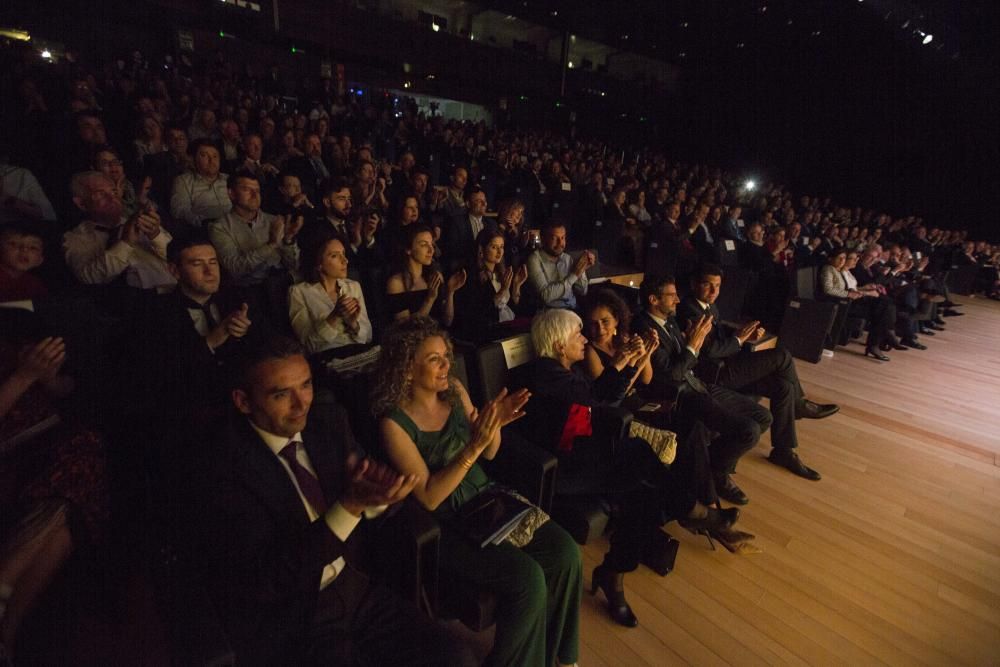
[372,316,581,667]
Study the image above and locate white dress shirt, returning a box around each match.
[287,279,373,354]
[62,221,176,289]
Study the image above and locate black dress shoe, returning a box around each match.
[918,327,935,336]
[795,399,840,420]
[902,339,927,350]
[714,474,749,505]
[927,323,945,331]
[942,309,964,317]
[942,300,957,308]
[768,449,822,481]
[590,565,638,627]
[865,349,890,361]
[932,318,947,326]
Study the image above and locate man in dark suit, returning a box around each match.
[187,337,472,666]
[285,133,331,204]
[130,230,269,425]
[440,185,495,273]
[677,265,839,482]
[634,275,770,505]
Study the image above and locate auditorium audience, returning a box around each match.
[0,33,994,661]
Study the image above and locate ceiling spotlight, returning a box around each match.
[744,180,756,191]
[922,33,933,44]
[40,49,52,59]
[431,22,440,32]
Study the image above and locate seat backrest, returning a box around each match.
[778,298,838,363]
[717,266,753,322]
[472,333,536,405]
[717,238,740,267]
[795,266,818,299]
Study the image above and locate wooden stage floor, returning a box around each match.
[577,296,1000,666]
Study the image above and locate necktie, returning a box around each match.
[183,295,218,328]
[279,440,329,515]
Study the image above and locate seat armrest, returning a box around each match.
[368,499,441,616]
[592,405,633,444]
[481,427,557,512]
[694,356,724,384]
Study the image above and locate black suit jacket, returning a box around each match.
[676,298,741,361]
[285,155,331,203]
[633,310,707,399]
[440,213,496,273]
[130,287,270,420]
[189,406,363,665]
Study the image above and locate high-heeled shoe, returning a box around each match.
[678,507,738,549]
[865,348,890,361]
[590,565,638,627]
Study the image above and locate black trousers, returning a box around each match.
[716,347,801,452]
[676,385,769,475]
[306,564,475,667]
[558,435,688,573]
[851,296,895,350]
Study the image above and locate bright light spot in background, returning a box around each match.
[41,49,52,59]
[744,180,756,191]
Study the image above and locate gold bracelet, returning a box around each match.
[459,455,476,470]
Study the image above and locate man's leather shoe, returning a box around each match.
[932,318,946,326]
[795,399,839,420]
[918,327,935,336]
[715,475,749,505]
[768,449,822,481]
[942,300,957,308]
[942,309,964,317]
[903,339,927,350]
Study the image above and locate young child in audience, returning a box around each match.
[0,223,48,302]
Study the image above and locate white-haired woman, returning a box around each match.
[524,309,737,628]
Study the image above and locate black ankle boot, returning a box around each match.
[590,565,638,627]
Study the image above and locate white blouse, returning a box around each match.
[288,279,373,354]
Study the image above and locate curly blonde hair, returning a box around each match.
[370,316,458,417]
